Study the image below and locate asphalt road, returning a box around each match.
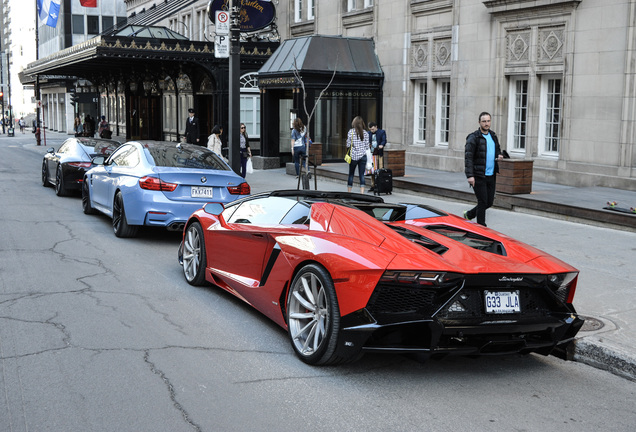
[1,136,635,432]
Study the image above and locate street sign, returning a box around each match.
[215,11,229,35]
[215,35,230,58]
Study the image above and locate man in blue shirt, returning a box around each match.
[464,112,503,226]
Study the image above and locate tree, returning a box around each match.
[291,56,338,189]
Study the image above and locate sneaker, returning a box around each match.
[369,187,375,192]
[463,211,470,220]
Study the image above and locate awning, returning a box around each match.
[20,27,277,85]
[258,35,383,89]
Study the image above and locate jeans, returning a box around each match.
[467,175,496,226]
[240,151,248,178]
[347,155,367,187]
[293,145,307,175]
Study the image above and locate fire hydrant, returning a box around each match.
[35,127,41,146]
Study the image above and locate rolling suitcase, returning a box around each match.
[374,168,393,195]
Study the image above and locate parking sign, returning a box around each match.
[215,11,229,35]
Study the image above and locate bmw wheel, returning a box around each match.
[55,165,67,196]
[112,191,139,238]
[82,180,97,215]
[287,264,343,365]
[182,222,207,286]
[41,161,50,187]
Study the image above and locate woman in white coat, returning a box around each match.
[207,124,223,156]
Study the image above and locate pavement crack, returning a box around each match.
[143,350,202,432]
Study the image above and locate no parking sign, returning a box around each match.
[215,11,229,35]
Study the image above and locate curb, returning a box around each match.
[574,339,636,382]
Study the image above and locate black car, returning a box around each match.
[42,137,122,196]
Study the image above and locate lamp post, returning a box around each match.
[227,1,241,174]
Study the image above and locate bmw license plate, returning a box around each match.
[191,186,214,198]
[485,291,520,314]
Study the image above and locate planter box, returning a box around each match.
[384,149,405,177]
[308,142,323,166]
[497,159,533,194]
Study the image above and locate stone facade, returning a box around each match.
[276,0,636,190]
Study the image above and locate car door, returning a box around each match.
[207,197,303,296]
[91,144,135,209]
[47,141,69,182]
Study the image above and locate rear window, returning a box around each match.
[144,144,230,170]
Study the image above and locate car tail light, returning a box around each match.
[227,182,250,195]
[139,176,178,192]
[547,272,578,304]
[68,162,92,168]
[380,271,464,288]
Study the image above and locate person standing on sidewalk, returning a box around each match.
[368,121,386,192]
[184,108,200,145]
[346,116,370,194]
[291,118,308,177]
[239,123,252,178]
[464,112,503,226]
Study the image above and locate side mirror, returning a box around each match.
[92,155,106,165]
[203,202,224,215]
[47,147,55,154]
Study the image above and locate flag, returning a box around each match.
[37,0,61,28]
[80,0,97,6]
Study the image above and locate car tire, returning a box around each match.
[54,165,67,196]
[182,222,207,286]
[112,191,139,238]
[82,179,98,215]
[41,161,50,187]
[287,264,344,365]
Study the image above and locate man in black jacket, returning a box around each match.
[184,108,200,145]
[464,112,503,226]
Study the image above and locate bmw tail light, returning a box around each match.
[228,182,250,195]
[139,176,178,192]
[68,162,92,168]
[547,272,578,304]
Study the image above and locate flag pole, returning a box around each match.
[35,0,42,144]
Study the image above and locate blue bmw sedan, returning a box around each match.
[82,140,250,237]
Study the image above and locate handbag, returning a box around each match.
[344,146,352,164]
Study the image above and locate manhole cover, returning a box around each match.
[579,315,604,332]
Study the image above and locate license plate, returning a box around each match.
[191,186,214,198]
[484,291,520,314]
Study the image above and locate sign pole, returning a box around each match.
[228,1,241,174]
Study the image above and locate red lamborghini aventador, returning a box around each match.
[178,190,583,365]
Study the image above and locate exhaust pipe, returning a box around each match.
[167,222,185,232]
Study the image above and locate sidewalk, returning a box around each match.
[7,130,636,381]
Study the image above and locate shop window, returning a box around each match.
[87,16,99,35]
[436,80,450,146]
[240,73,260,138]
[72,15,84,35]
[539,76,562,157]
[414,81,427,144]
[508,78,528,152]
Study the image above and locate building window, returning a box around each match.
[508,78,528,151]
[436,80,450,146]
[414,81,427,144]
[540,77,562,156]
[240,73,261,138]
[347,0,373,11]
[295,0,303,22]
[102,16,113,33]
[72,15,84,35]
[87,16,99,35]
[308,0,315,20]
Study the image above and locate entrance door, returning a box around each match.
[128,95,162,140]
